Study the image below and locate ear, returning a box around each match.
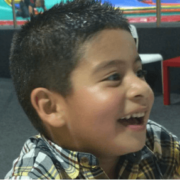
[31,88,66,128]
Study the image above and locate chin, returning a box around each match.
[130,136,146,153]
[113,138,146,157]
[121,133,146,155]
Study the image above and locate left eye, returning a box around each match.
[136,70,147,78]
[105,73,121,81]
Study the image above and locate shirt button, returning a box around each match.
[80,157,89,166]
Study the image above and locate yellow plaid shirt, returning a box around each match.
[5,120,180,179]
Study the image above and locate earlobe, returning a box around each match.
[31,88,66,128]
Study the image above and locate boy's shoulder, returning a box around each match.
[5,135,80,179]
[146,119,179,157]
[146,119,179,143]
[139,120,180,178]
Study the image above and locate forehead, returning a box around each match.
[80,29,138,67]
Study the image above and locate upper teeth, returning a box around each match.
[121,112,145,120]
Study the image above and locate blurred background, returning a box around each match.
[1,0,180,178]
[1,0,180,25]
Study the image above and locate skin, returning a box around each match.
[31,29,154,178]
[28,6,33,15]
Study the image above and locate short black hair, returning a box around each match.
[10,0,130,138]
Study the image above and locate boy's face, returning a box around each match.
[62,29,154,157]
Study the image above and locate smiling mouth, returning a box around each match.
[118,117,144,126]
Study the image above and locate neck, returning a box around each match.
[98,156,120,179]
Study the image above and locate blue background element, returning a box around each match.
[101,0,154,7]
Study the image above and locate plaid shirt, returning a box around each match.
[5,120,180,179]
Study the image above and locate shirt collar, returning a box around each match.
[41,135,99,178]
[40,135,157,179]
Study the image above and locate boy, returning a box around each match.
[5,0,180,179]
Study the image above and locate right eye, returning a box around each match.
[136,70,147,78]
[103,73,121,81]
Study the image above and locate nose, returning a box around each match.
[126,74,154,102]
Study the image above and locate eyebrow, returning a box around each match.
[93,56,141,74]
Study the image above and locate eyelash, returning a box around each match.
[105,73,121,81]
[136,69,147,78]
[104,70,147,81]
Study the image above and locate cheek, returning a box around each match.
[68,87,125,124]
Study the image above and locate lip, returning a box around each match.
[126,124,146,131]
